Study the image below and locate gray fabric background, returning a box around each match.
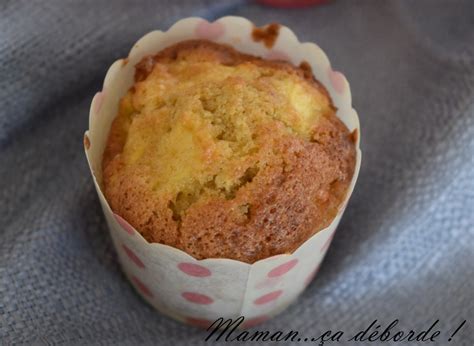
[1,0,473,345]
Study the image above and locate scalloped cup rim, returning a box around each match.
[84,16,361,268]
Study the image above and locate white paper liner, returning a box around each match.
[84,16,361,329]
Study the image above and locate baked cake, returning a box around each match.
[102,40,356,263]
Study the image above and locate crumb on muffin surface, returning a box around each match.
[102,40,356,263]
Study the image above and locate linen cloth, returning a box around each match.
[0,0,473,345]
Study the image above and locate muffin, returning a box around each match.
[102,39,356,264]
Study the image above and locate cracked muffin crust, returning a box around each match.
[102,39,356,263]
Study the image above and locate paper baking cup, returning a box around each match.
[84,16,361,329]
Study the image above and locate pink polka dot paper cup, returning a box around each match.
[84,16,361,329]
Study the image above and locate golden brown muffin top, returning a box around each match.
[103,40,356,263]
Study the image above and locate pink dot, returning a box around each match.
[122,244,145,268]
[114,214,135,235]
[186,317,214,329]
[242,315,269,329]
[195,20,225,40]
[304,264,321,286]
[131,276,153,298]
[182,292,214,305]
[254,290,283,305]
[268,259,298,277]
[320,231,335,253]
[178,263,211,277]
[93,90,106,114]
[265,50,291,62]
[328,68,345,94]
